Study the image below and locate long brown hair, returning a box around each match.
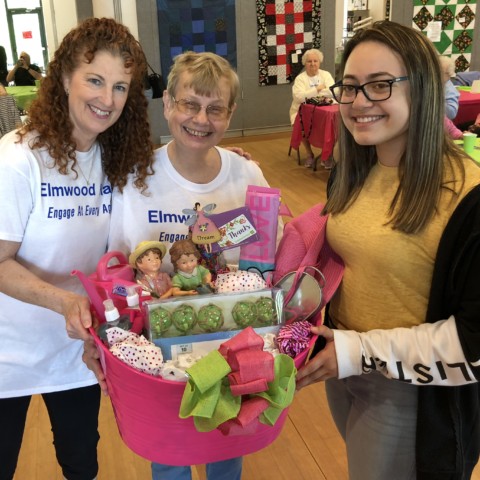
[325,20,465,233]
[19,17,154,192]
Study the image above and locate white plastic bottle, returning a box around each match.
[125,285,139,308]
[97,299,132,343]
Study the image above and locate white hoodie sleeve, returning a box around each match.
[333,316,477,386]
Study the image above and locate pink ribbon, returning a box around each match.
[218,327,275,432]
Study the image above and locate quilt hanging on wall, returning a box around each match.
[156,0,237,79]
[413,0,477,72]
[257,0,323,86]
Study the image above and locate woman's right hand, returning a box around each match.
[296,325,339,390]
[60,292,95,341]
[0,239,94,342]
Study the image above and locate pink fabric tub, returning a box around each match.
[93,329,292,465]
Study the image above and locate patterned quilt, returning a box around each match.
[413,0,477,72]
[257,0,323,86]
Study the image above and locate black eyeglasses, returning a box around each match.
[329,76,409,104]
[171,96,231,120]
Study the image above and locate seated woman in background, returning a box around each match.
[439,55,460,120]
[444,117,463,140]
[289,48,335,168]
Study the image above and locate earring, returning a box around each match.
[65,89,69,96]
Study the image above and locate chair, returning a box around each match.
[0,94,22,139]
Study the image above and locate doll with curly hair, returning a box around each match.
[169,239,214,296]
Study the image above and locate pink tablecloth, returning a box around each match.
[455,89,480,126]
[290,103,339,164]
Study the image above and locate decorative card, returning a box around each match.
[208,206,259,253]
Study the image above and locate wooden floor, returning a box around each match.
[15,132,480,479]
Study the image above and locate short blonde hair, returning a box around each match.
[167,51,239,109]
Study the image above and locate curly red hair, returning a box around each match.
[19,17,154,192]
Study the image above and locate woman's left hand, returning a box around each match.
[83,336,109,395]
[296,325,339,390]
[224,146,253,160]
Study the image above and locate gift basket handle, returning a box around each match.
[96,251,134,282]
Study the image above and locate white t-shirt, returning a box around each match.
[0,130,111,397]
[109,144,274,272]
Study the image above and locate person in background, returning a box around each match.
[297,21,480,479]
[0,46,7,86]
[452,70,480,87]
[444,116,463,140]
[84,50,281,480]
[0,84,22,139]
[439,55,460,120]
[6,51,42,86]
[289,48,335,168]
[0,17,153,480]
[466,112,480,136]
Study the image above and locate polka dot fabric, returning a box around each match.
[215,270,267,293]
[108,327,164,376]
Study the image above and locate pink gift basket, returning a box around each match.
[91,329,291,465]
[74,203,344,465]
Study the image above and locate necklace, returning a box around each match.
[75,160,94,185]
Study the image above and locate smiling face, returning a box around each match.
[163,72,235,154]
[136,250,162,276]
[340,41,410,166]
[304,53,320,77]
[176,253,198,274]
[63,50,131,151]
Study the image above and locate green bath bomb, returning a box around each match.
[198,304,224,332]
[149,306,172,338]
[232,301,257,328]
[172,304,197,334]
[255,297,276,326]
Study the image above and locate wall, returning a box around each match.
[43,0,78,55]
[92,0,138,39]
[49,0,480,144]
[136,0,337,144]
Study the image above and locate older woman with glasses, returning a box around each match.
[85,51,281,480]
[289,48,335,168]
[297,21,480,479]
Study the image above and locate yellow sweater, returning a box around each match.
[327,158,480,332]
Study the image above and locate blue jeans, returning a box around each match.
[326,372,418,480]
[151,457,243,480]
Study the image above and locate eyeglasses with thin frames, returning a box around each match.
[171,96,231,120]
[329,76,409,104]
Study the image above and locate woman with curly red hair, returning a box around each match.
[0,17,154,480]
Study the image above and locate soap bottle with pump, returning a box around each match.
[97,298,132,343]
[125,284,140,309]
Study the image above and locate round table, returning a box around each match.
[5,85,39,111]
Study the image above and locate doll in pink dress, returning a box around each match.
[129,241,173,299]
